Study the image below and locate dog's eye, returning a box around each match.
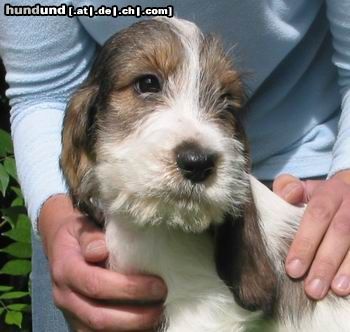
[135,75,161,94]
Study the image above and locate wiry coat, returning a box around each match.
[61,17,350,332]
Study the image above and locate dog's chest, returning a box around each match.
[104,215,256,332]
[105,215,216,291]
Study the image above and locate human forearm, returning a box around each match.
[328,91,350,178]
[326,0,350,177]
[0,7,97,233]
[38,194,77,255]
[11,103,68,234]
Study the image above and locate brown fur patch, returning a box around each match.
[214,192,277,315]
[61,85,98,205]
[198,35,248,147]
[199,35,245,111]
[96,19,184,91]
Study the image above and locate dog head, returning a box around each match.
[61,17,250,232]
[61,16,276,314]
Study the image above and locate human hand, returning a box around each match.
[39,194,167,331]
[273,171,350,300]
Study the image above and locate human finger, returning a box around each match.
[285,183,342,279]
[332,249,350,296]
[54,289,163,331]
[77,219,109,263]
[273,174,305,205]
[55,255,167,303]
[304,200,350,299]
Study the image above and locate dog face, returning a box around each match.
[61,17,250,232]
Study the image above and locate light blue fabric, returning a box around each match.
[31,233,71,332]
[1,1,350,331]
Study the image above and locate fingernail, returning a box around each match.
[86,240,106,254]
[308,278,327,299]
[281,183,301,200]
[334,275,350,291]
[286,259,305,278]
[151,282,166,299]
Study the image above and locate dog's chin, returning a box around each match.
[98,166,250,232]
[105,188,229,233]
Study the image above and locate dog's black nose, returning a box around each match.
[175,142,217,183]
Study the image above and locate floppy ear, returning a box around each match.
[214,187,277,315]
[61,84,102,221]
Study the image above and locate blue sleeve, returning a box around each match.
[0,0,97,234]
[326,0,350,177]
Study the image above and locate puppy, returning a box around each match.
[61,17,350,332]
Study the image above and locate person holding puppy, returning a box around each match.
[1,0,350,331]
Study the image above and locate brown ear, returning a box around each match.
[214,188,277,315]
[61,84,101,220]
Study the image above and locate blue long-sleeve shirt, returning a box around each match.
[1,0,350,233]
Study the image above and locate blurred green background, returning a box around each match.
[0,58,32,331]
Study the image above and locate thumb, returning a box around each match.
[273,174,306,205]
[77,219,108,263]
